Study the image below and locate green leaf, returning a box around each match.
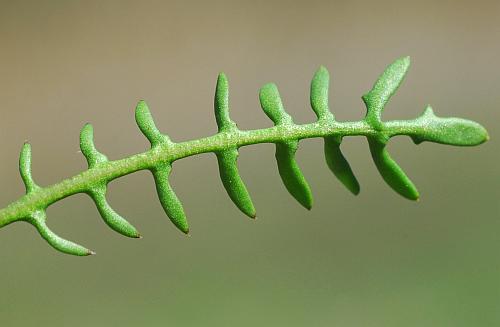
[214,73,237,132]
[80,124,108,167]
[310,66,332,120]
[368,139,419,200]
[410,106,489,146]
[259,83,292,125]
[29,211,94,256]
[152,164,189,234]
[135,100,169,147]
[363,56,410,126]
[89,187,141,238]
[0,56,488,256]
[217,149,256,218]
[19,143,38,194]
[276,141,313,209]
[324,137,360,195]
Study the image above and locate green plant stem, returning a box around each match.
[0,118,426,228]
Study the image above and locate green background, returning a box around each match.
[0,0,499,326]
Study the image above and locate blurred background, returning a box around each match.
[0,0,499,326]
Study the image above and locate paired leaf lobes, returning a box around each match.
[134,101,189,234]
[19,143,94,255]
[214,74,256,218]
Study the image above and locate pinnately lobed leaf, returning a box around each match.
[0,56,489,255]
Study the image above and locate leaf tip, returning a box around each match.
[260,82,277,96]
[217,72,228,81]
[473,121,490,144]
[316,65,329,75]
[241,203,257,219]
[475,124,490,144]
[20,142,31,161]
[244,205,257,219]
[484,131,490,142]
[216,73,228,92]
[135,100,149,117]
[300,196,313,210]
[80,123,94,141]
[351,185,361,196]
[409,191,420,201]
[173,211,190,235]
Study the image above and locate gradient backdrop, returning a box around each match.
[1,1,499,326]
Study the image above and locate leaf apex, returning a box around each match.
[316,65,329,74]
[401,55,411,64]
[80,122,93,136]
[350,184,361,196]
[217,72,227,80]
[260,82,277,93]
[135,100,150,116]
[484,131,490,142]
